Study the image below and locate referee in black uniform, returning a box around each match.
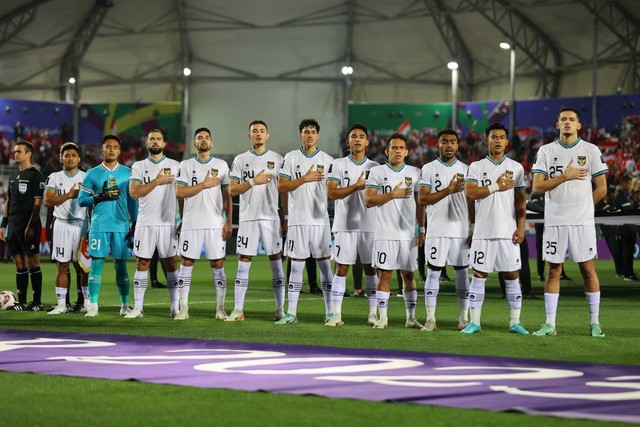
[0,140,45,310]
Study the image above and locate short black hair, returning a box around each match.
[101,134,121,147]
[193,127,211,139]
[299,119,320,133]
[60,142,81,157]
[387,132,407,147]
[437,129,458,141]
[147,128,165,139]
[249,120,268,131]
[558,106,581,121]
[348,123,368,136]
[15,140,35,153]
[484,123,508,138]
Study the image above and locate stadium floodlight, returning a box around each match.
[447,62,458,70]
[341,65,353,75]
[183,67,192,77]
[68,77,76,84]
[500,42,511,50]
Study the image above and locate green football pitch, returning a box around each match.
[1,257,638,427]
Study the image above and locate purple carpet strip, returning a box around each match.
[0,329,639,423]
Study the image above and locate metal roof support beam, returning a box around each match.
[423,0,474,100]
[0,0,50,48]
[343,0,355,130]
[579,0,640,93]
[177,0,192,144]
[58,0,113,101]
[461,0,561,98]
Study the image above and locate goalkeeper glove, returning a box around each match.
[94,181,120,203]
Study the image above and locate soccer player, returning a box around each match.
[44,142,88,314]
[0,141,45,311]
[531,107,608,337]
[78,135,138,317]
[126,129,180,319]
[364,133,425,329]
[418,129,471,331]
[326,123,379,326]
[226,120,285,321]
[174,127,232,321]
[276,118,334,324]
[462,123,528,335]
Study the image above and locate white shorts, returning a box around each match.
[284,225,332,259]
[133,225,178,259]
[425,237,470,268]
[52,220,87,263]
[372,240,418,271]
[179,229,226,260]
[237,220,282,256]
[470,239,521,273]
[543,225,598,263]
[333,231,374,265]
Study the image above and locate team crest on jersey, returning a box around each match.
[108,176,116,187]
[316,165,325,173]
[211,169,218,177]
[267,161,275,170]
[456,173,465,181]
[404,177,412,186]
[505,170,513,179]
[163,168,172,175]
[577,156,586,166]
[18,182,27,194]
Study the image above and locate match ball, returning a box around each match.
[0,290,17,310]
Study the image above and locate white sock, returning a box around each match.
[270,259,285,312]
[425,269,441,322]
[376,291,390,322]
[544,293,559,327]
[133,270,148,310]
[55,286,68,308]
[403,289,417,321]
[365,274,378,316]
[317,259,334,316]
[504,278,522,326]
[287,260,305,317]
[212,267,226,311]
[167,270,179,311]
[585,291,600,325]
[455,268,470,323]
[331,275,346,316]
[469,276,486,325]
[177,265,193,308]
[234,260,251,311]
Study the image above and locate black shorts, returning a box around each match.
[7,222,41,256]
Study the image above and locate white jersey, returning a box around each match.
[365,162,421,241]
[532,138,608,226]
[279,147,334,226]
[45,169,87,221]
[466,155,526,240]
[230,149,282,222]
[327,155,378,233]
[419,158,469,238]
[177,155,229,230]
[130,156,179,226]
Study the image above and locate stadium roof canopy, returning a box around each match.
[0,0,638,103]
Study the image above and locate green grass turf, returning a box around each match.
[0,258,638,426]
